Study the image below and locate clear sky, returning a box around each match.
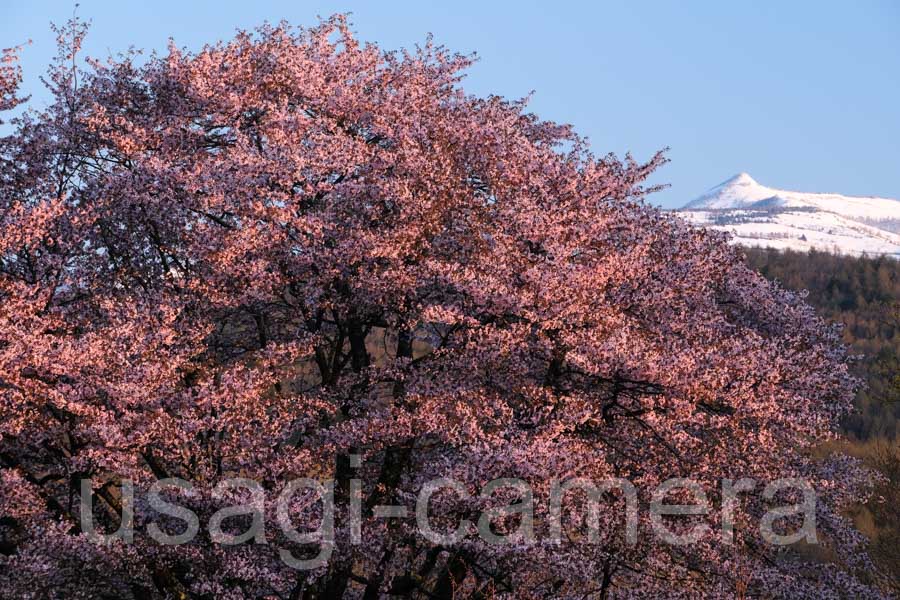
[3,1,899,208]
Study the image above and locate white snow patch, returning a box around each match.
[676,173,900,258]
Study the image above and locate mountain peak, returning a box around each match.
[724,172,756,186]
[677,174,900,258]
[684,172,771,209]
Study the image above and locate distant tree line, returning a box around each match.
[744,247,899,439]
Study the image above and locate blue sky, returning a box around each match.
[3,1,899,208]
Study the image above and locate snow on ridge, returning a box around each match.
[676,173,900,258]
[684,172,775,210]
[683,173,900,221]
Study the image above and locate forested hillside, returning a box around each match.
[743,248,899,590]
[743,247,899,439]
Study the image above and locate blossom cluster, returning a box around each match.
[0,15,885,599]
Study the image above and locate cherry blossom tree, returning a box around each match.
[0,17,886,599]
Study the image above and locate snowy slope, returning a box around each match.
[677,173,900,258]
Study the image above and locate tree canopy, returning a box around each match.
[0,17,886,599]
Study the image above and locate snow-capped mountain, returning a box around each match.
[677,173,900,258]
